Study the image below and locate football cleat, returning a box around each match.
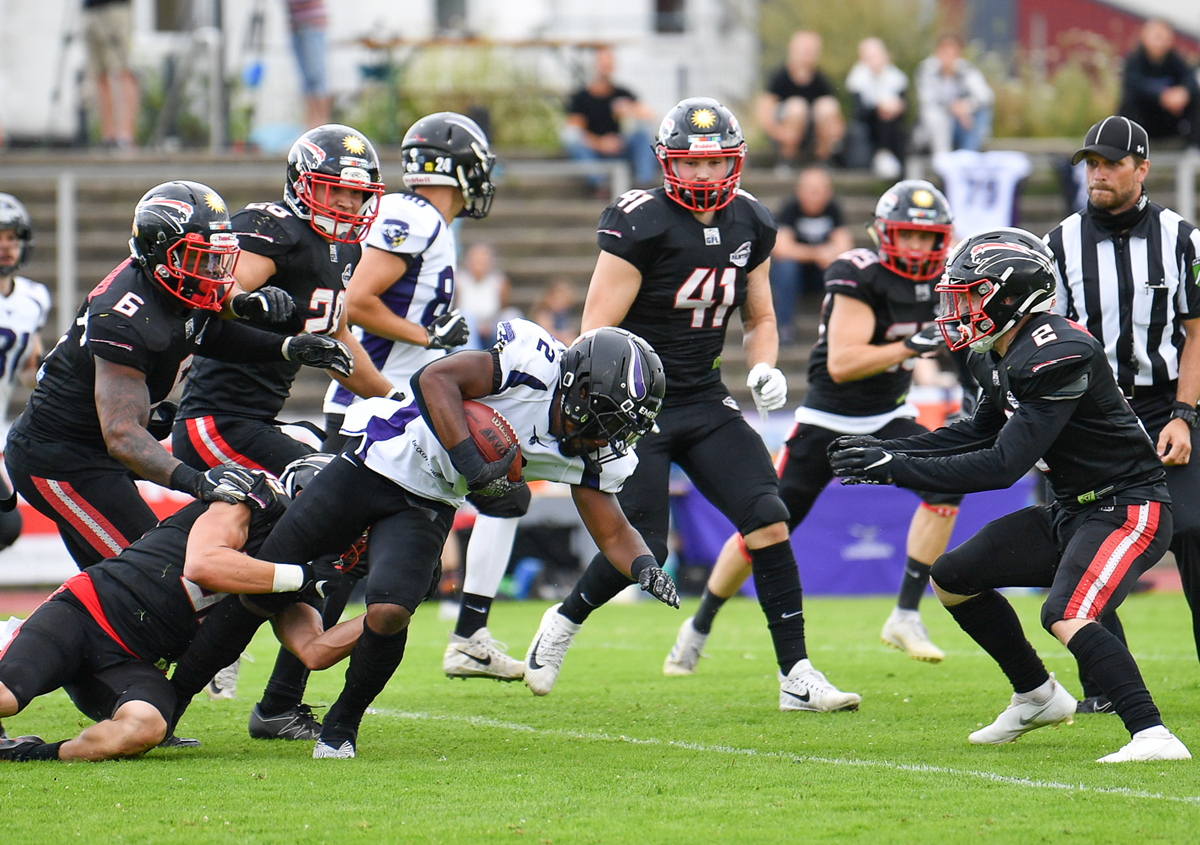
[156,733,200,749]
[1096,726,1191,763]
[663,616,708,676]
[968,675,1076,744]
[249,703,322,740]
[444,627,525,681]
[524,603,580,696]
[313,738,356,759]
[0,735,45,761]
[880,609,945,663]
[205,656,241,700]
[1075,694,1115,714]
[778,659,861,712]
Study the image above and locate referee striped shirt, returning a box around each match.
[1046,200,1200,389]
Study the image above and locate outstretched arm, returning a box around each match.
[572,484,678,607]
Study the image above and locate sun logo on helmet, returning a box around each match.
[204,193,226,213]
[690,109,717,130]
[912,190,934,208]
[343,135,366,155]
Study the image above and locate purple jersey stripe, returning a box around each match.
[378,254,424,318]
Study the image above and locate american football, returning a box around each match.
[463,399,522,482]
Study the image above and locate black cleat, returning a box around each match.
[248,703,322,740]
[1075,694,1115,714]
[0,735,46,761]
[156,733,201,748]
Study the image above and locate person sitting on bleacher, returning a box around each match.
[1119,19,1200,147]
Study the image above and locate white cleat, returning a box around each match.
[778,659,861,712]
[881,609,945,663]
[313,739,356,759]
[663,616,708,676]
[204,656,242,700]
[524,603,580,697]
[444,627,525,681]
[1096,726,1191,763]
[968,676,1076,744]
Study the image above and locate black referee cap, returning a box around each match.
[1072,116,1150,164]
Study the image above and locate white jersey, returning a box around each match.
[340,319,637,506]
[325,191,458,413]
[0,276,50,437]
[932,150,1031,241]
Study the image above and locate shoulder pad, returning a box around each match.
[598,189,670,244]
[367,193,444,255]
[1008,325,1096,400]
[826,249,882,280]
[233,203,301,248]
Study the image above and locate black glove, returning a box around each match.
[230,286,296,325]
[301,557,343,600]
[147,400,177,442]
[170,463,256,504]
[426,310,469,350]
[630,555,680,608]
[446,438,523,497]
[903,324,945,355]
[828,446,896,485]
[282,334,353,378]
[826,434,882,461]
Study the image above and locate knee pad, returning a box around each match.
[741,494,790,537]
[929,550,974,598]
[467,484,531,519]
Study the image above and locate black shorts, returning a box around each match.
[0,592,174,723]
[778,417,963,532]
[930,499,1173,631]
[257,454,456,613]
[619,394,781,562]
[172,414,314,477]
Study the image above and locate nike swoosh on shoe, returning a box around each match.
[528,636,545,670]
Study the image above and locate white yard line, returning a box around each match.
[372,708,1200,806]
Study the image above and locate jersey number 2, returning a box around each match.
[675,268,736,328]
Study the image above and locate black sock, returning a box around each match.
[15,740,64,761]
[560,555,634,625]
[749,540,806,674]
[258,649,310,717]
[323,624,408,742]
[1079,610,1126,698]
[169,596,268,730]
[897,557,932,611]
[455,593,494,638]
[1067,621,1161,735]
[944,590,1049,694]
[692,587,728,635]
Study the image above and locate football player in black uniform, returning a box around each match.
[523,97,860,711]
[663,181,963,675]
[3,181,351,569]
[0,469,360,762]
[830,228,1191,762]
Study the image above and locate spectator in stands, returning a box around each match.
[757,30,845,166]
[287,0,331,128]
[1119,18,1200,146]
[915,34,993,156]
[769,166,853,344]
[455,243,511,350]
[844,37,909,179]
[82,0,140,150]
[561,46,658,196]
[531,278,579,346]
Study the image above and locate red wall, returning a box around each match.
[1017,0,1200,62]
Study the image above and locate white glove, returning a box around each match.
[747,363,788,411]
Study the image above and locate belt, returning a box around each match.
[1120,380,1176,401]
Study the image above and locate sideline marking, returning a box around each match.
[372,708,1200,805]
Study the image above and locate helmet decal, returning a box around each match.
[655,97,746,213]
[135,198,194,234]
[690,108,717,129]
[203,192,225,213]
[298,139,327,164]
[911,189,934,208]
[342,134,366,154]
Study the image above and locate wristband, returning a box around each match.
[385,387,404,401]
[1171,400,1199,430]
[271,563,307,593]
[168,463,201,494]
[446,438,486,479]
[629,554,657,580]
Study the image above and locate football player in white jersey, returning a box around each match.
[255,320,676,758]
[319,113,535,683]
[0,194,50,551]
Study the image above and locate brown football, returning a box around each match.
[463,400,523,482]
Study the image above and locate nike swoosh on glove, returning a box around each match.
[282,334,354,378]
[829,446,896,485]
[747,362,788,411]
[903,324,945,354]
[427,310,470,350]
[230,286,296,325]
[193,465,257,504]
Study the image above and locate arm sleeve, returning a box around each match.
[196,318,288,363]
[878,392,1005,457]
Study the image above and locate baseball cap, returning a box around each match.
[1072,116,1150,165]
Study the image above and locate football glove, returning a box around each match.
[301,558,343,600]
[826,434,882,461]
[171,464,257,504]
[446,438,522,497]
[747,362,788,411]
[427,310,470,350]
[282,334,353,378]
[903,324,945,355]
[630,555,680,608]
[230,286,296,325]
[829,446,896,485]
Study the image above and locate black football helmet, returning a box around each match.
[129,181,239,312]
[284,124,385,244]
[871,180,954,281]
[655,97,747,212]
[936,227,1058,353]
[401,112,497,219]
[0,193,33,275]
[558,327,666,464]
[279,452,335,498]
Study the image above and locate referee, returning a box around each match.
[1046,115,1200,709]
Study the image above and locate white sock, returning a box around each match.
[891,607,921,622]
[462,515,519,598]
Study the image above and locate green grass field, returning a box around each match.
[2,591,1198,844]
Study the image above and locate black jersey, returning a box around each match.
[804,248,938,417]
[177,202,360,421]
[7,259,222,474]
[596,187,776,401]
[881,313,1167,506]
[86,496,285,662]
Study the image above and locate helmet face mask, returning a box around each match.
[872,181,953,281]
[285,125,385,243]
[558,327,666,465]
[401,112,497,219]
[656,98,747,213]
[0,193,33,275]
